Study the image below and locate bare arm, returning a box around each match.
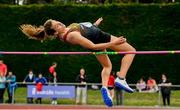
[67,32,124,50]
[93,17,103,26]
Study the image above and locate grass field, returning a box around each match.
[4,87,180,107]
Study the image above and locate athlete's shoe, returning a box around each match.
[115,77,134,93]
[101,87,113,107]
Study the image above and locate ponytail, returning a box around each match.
[20,19,57,41]
[19,24,46,40]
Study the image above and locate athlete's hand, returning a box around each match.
[94,17,103,26]
[112,36,126,45]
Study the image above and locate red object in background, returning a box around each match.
[0,64,7,77]
[108,75,115,87]
[49,66,55,74]
[147,79,155,87]
[36,82,43,91]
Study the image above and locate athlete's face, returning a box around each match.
[51,20,66,35]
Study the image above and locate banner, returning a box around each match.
[27,85,75,98]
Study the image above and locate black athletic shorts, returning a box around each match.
[80,23,111,44]
[79,23,111,52]
[108,86,114,90]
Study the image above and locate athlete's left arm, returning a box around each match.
[93,17,103,26]
[67,31,125,50]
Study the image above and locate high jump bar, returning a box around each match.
[0,50,180,55]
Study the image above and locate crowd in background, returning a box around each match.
[0,59,17,104]
[0,59,172,106]
[136,76,159,93]
[0,59,56,104]
[136,74,172,106]
[23,63,57,104]
[0,59,89,105]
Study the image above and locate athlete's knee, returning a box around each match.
[130,46,136,52]
[108,61,112,68]
[103,63,112,72]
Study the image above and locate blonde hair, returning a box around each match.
[19,24,46,41]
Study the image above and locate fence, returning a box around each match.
[3,82,180,106]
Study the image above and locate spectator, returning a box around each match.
[147,76,158,92]
[0,73,6,103]
[6,71,17,103]
[108,71,115,99]
[136,77,146,92]
[0,59,7,77]
[75,68,87,105]
[49,62,57,83]
[49,62,58,105]
[159,74,172,106]
[23,69,36,104]
[35,73,47,104]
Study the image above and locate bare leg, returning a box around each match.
[95,50,112,87]
[96,50,113,107]
[109,89,115,99]
[110,36,136,78]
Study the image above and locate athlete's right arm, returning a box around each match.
[67,31,121,50]
[93,17,103,26]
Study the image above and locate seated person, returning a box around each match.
[136,78,146,92]
[147,76,158,92]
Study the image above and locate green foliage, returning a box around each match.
[0,4,179,84]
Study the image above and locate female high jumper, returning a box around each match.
[20,17,136,107]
